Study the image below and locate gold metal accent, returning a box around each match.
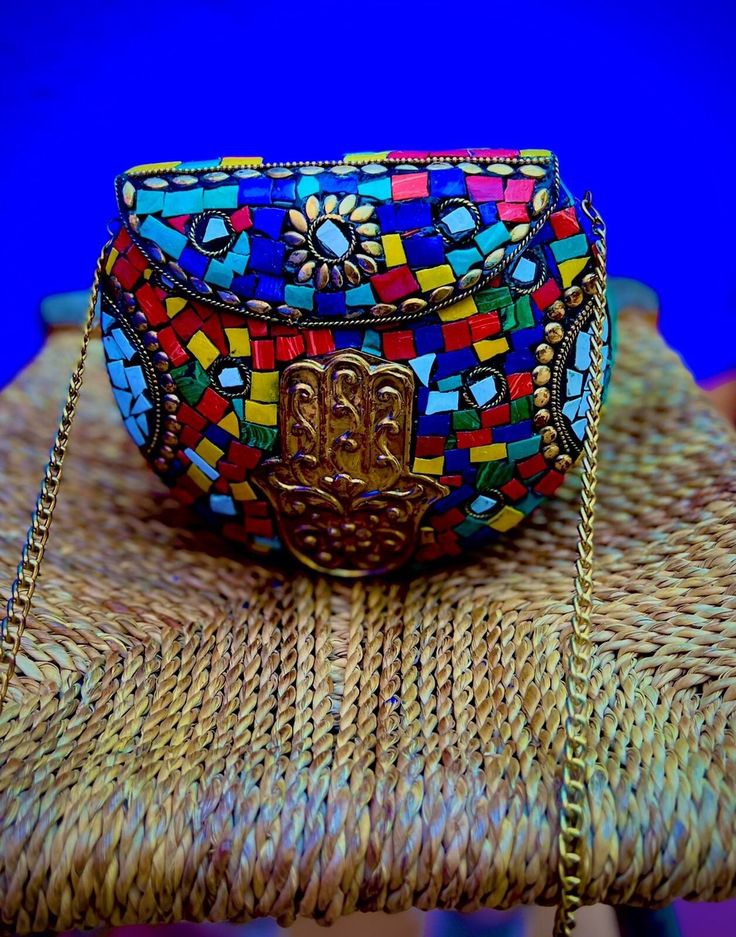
[253,351,448,577]
[553,193,607,937]
[533,364,551,385]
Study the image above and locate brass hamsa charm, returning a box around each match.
[253,350,448,576]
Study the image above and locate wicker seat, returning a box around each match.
[0,307,734,933]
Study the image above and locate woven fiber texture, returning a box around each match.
[0,312,735,932]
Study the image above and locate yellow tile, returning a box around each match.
[344,151,390,163]
[558,257,589,288]
[382,233,407,268]
[220,156,263,168]
[245,401,277,425]
[251,370,279,402]
[187,331,219,369]
[438,296,478,322]
[166,296,188,318]
[230,480,258,501]
[196,437,225,467]
[225,327,250,356]
[487,505,526,532]
[126,161,180,173]
[416,264,455,291]
[104,247,119,276]
[469,443,508,463]
[218,411,240,438]
[520,148,552,158]
[474,337,510,361]
[186,464,212,491]
[413,456,444,476]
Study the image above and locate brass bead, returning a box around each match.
[554,454,573,472]
[532,187,550,215]
[582,272,598,295]
[545,323,564,344]
[534,409,551,428]
[534,387,550,407]
[543,443,560,460]
[540,426,558,445]
[533,365,551,385]
[547,300,566,321]
[564,286,584,307]
[162,431,178,446]
[536,343,554,363]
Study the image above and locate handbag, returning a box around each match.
[1,148,610,935]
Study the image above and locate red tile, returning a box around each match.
[456,428,493,449]
[276,334,305,361]
[442,320,472,351]
[481,403,511,427]
[550,207,580,239]
[382,329,416,360]
[534,470,566,496]
[171,307,204,342]
[508,372,533,399]
[179,425,201,449]
[432,507,465,531]
[306,330,335,356]
[198,387,229,422]
[391,172,429,200]
[136,282,168,325]
[156,327,188,368]
[126,244,148,271]
[113,256,139,291]
[178,402,207,430]
[372,265,419,303]
[504,179,534,203]
[252,340,275,369]
[500,478,527,501]
[466,176,504,202]
[439,474,463,488]
[469,311,501,340]
[230,206,252,232]
[518,452,548,479]
[416,435,446,457]
[166,215,190,234]
[498,202,530,222]
[219,460,247,482]
[532,278,562,310]
[247,318,269,337]
[228,439,262,470]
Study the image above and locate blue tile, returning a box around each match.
[403,233,446,268]
[179,246,209,278]
[376,201,432,234]
[238,177,272,205]
[434,348,476,380]
[255,275,285,302]
[418,412,451,436]
[249,237,285,273]
[252,207,287,239]
[414,323,444,355]
[494,421,533,443]
[444,448,471,473]
[315,291,346,317]
[271,177,297,203]
[428,167,466,197]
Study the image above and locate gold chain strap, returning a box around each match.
[0,246,107,718]
[554,194,607,936]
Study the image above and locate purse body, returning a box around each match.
[101,149,613,575]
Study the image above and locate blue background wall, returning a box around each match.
[1,0,735,388]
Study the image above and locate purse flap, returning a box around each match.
[115,149,559,326]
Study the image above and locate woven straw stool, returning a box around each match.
[0,308,734,933]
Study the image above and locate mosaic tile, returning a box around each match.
[103,150,614,567]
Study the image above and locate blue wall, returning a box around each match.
[2,0,735,387]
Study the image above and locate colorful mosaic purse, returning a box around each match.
[97,149,613,577]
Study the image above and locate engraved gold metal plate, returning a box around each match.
[253,350,448,576]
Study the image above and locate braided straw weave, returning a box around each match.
[0,311,734,932]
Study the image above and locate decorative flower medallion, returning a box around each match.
[285,194,384,290]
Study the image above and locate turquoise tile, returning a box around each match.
[140,215,188,259]
[135,189,165,214]
[203,186,239,209]
[475,223,510,255]
[296,175,320,197]
[162,188,204,217]
[448,247,483,275]
[284,284,315,310]
[204,259,234,287]
[221,252,248,274]
[358,177,391,200]
[551,233,589,263]
[361,329,381,357]
[507,436,541,460]
[346,283,375,307]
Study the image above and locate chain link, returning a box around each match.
[0,246,108,718]
[553,194,607,936]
